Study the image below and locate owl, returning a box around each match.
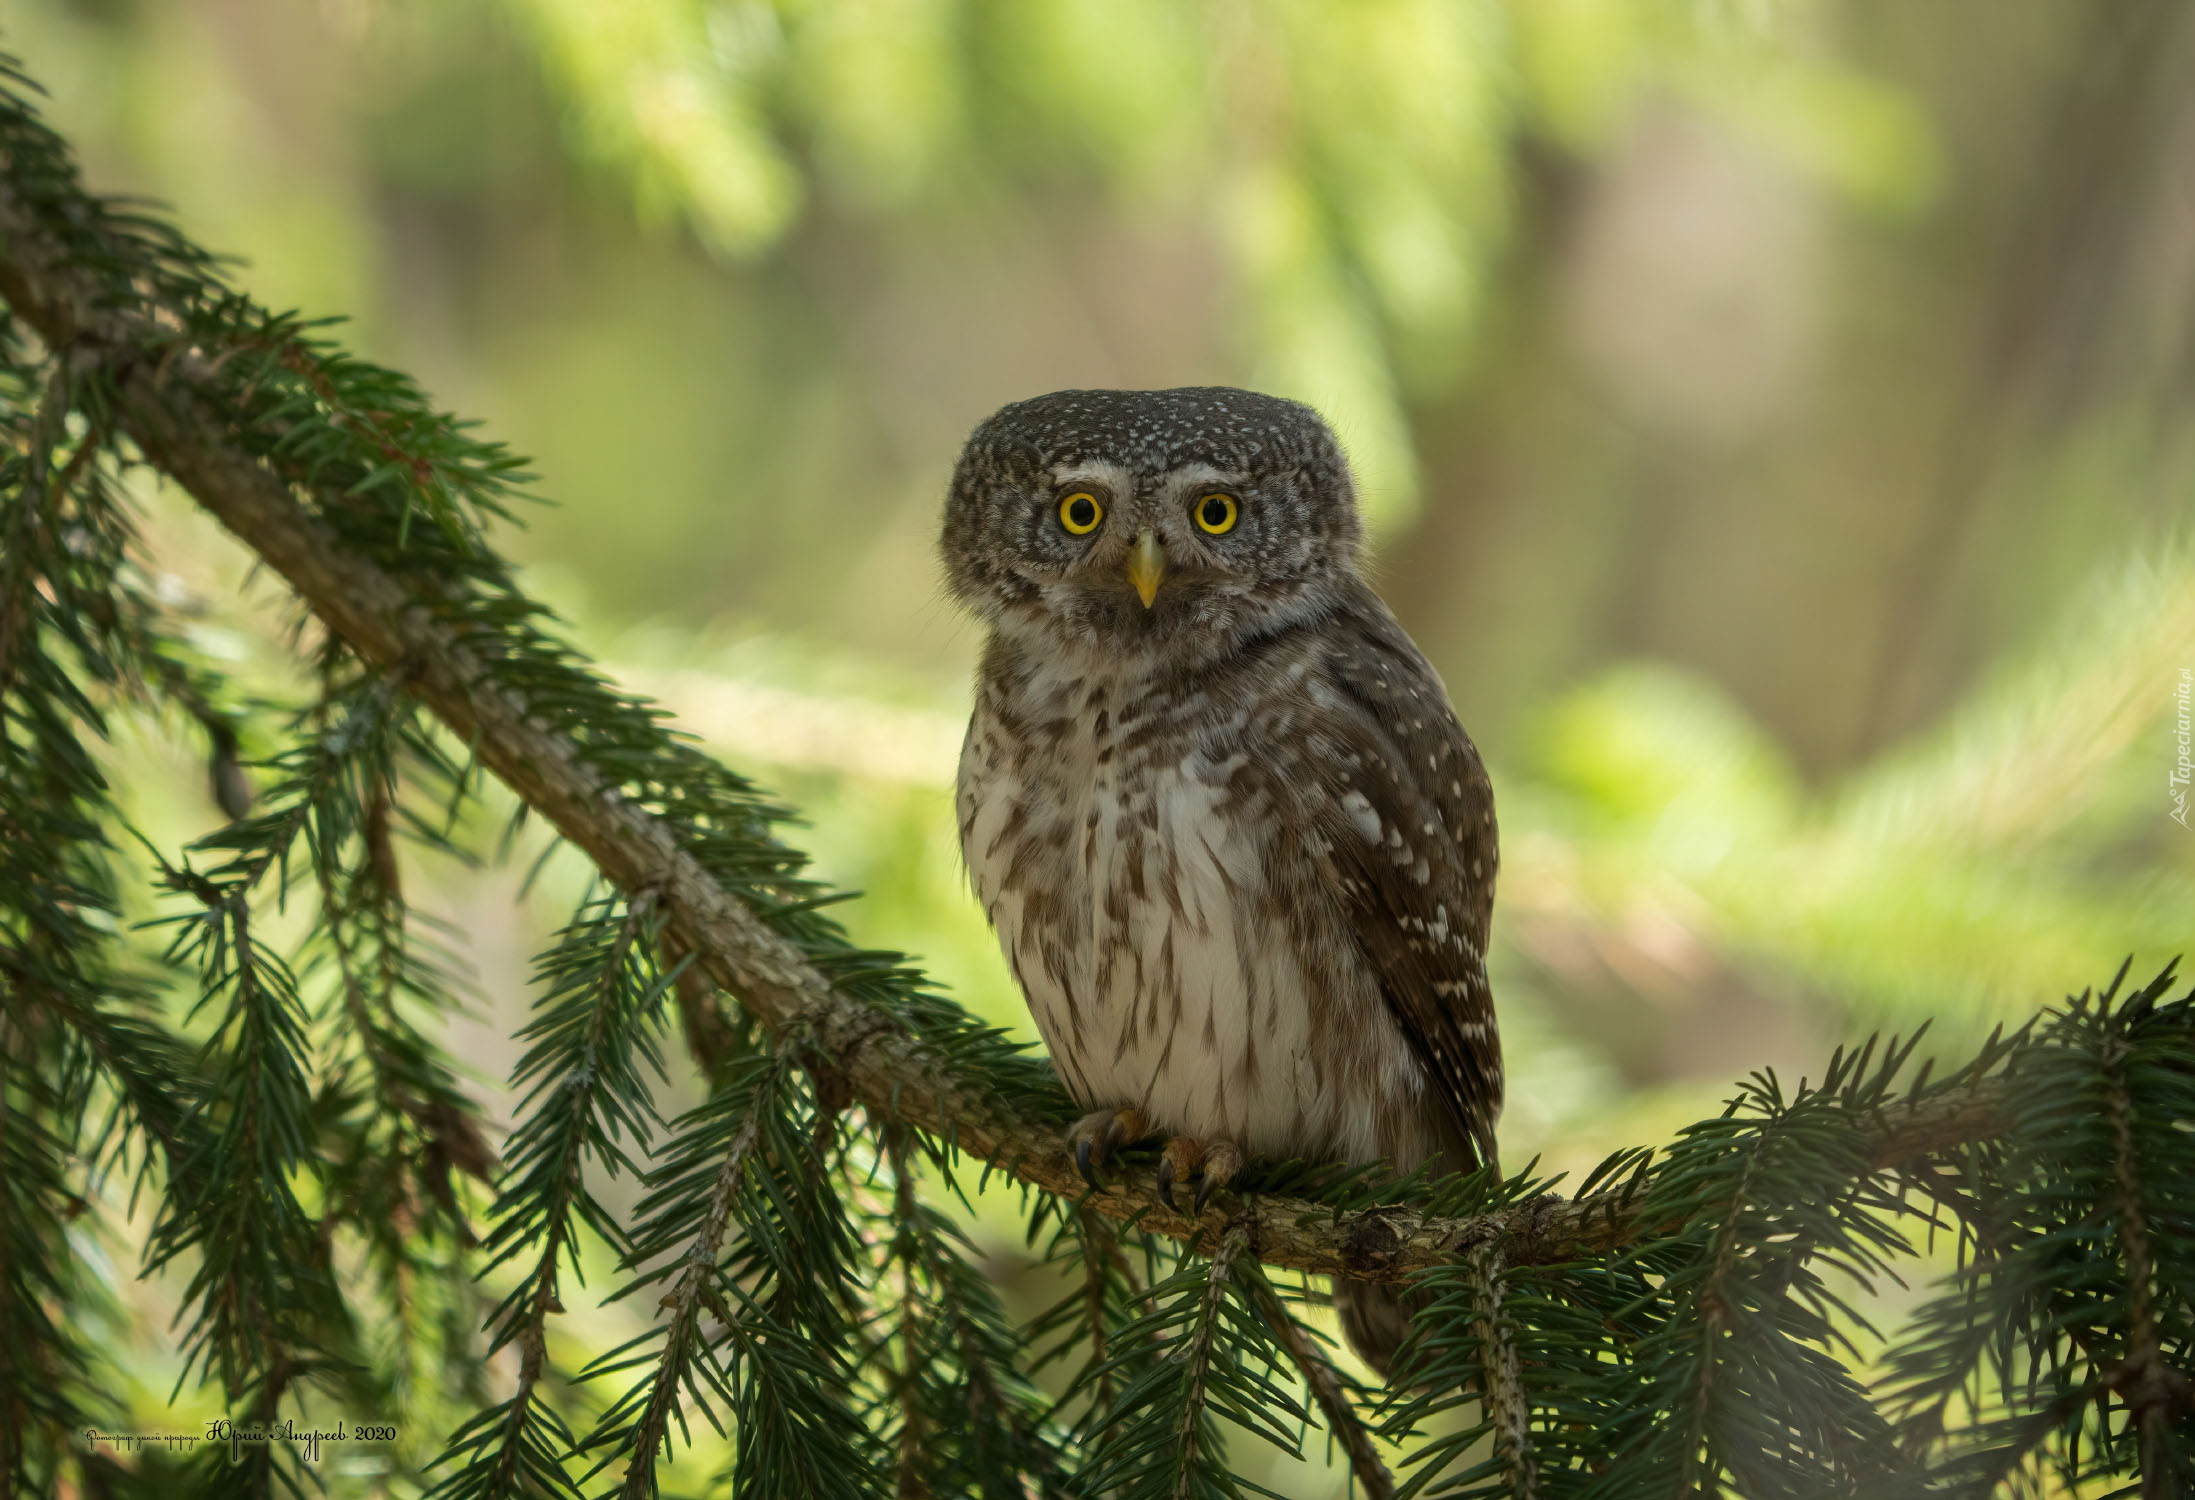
[941,387,1500,1377]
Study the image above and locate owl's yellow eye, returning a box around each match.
[1193,493,1239,535]
[1058,492,1103,535]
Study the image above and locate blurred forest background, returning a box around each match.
[13,0,2195,1490]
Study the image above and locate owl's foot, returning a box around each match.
[1070,1106,1150,1189]
[1156,1136,1245,1216]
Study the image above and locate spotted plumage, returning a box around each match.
[941,387,1499,1376]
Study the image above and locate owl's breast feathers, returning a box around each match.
[957,584,1499,1173]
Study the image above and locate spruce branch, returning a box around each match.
[883,1139,934,1499]
[592,1048,785,1498]
[1172,1227,1246,1499]
[138,877,320,1405]
[1249,1279,1394,1500]
[0,306,238,1490]
[870,1125,1073,1499]
[2099,1014,2174,1500]
[429,892,675,1500]
[582,1047,877,1500]
[0,159,2051,1287]
[0,1027,98,1491]
[1463,1244,1537,1500]
[1074,1227,1254,1500]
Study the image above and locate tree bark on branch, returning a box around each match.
[0,180,2013,1284]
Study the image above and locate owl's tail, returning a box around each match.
[1334,1278,1420,1381]
[1342,1136,1498,1380]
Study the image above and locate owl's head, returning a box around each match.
[940,387,1365,663]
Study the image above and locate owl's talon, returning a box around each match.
[1070,1106,1147,1189]
[1195,1140,1244,1214]
[1156,1136,1243,1216]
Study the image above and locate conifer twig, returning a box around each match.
[1250,1282,1393,1500]
[1171,1226,1246,1498]
[2099,1026,2172,1500]
[1465,1242,1538,1500]
[611,1057,777,1498]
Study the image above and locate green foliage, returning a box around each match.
[493,0,1922,522]
[1883,974,2195,1495]
[432,892,676,1500]
[1074,1228,1307,1500]
[1520,649,2195,1038]
[579,1046,868,1499]
[1367,968,2195,1500]
[871,1126,1071,1498]
[1,46,2192,1500]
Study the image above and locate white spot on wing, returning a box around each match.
[1340,790,1381,843]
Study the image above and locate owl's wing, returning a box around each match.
[1313,596,1502,1170]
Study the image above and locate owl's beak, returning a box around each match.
[1126,528,1167,609]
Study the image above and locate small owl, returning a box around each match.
[942,387,1500,1377]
